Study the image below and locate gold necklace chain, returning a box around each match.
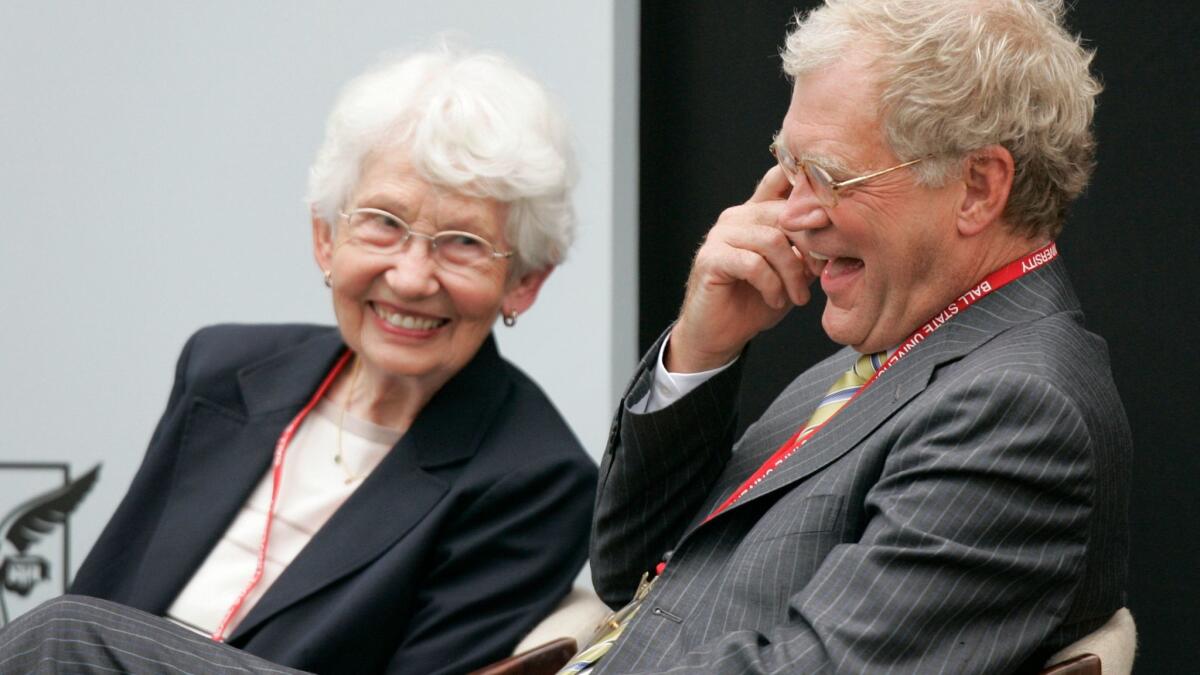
[334,354,363,485]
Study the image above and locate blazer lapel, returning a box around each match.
[229,335,513,641]
[129,329,346,613]
[693,258,1080,530]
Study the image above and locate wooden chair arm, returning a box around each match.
[469,637,578,675]
[1039,653,1101,675]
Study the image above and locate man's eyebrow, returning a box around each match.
[774,130,857,177]
[796,150,855,177]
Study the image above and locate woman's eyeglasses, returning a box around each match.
[339,208,514,268]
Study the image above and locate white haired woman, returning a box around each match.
[1,47,596,675]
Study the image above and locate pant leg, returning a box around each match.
[0,595,310,674]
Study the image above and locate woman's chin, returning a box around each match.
[359,348,443,382]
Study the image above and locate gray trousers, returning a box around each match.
[0,595,309,674]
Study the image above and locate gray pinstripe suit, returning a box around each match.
[591,258,1130,674]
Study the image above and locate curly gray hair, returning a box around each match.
[306,46,577,276]
[783,0,1101,238]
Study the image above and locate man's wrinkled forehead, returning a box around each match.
[777,58,887,175]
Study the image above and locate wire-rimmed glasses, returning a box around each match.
[339,207,514,268]
[769,139,929,208]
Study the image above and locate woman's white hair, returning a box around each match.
[782,0,1101,238]
[306,45,577,276]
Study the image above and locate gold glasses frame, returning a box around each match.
[769,139,930,208]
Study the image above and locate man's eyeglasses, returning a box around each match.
[769,140,929,208]
[339,208,514,268]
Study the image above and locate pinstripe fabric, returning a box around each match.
[0,596,308,674]
[590,259,1131,674]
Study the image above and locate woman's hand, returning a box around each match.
[666,167,820,373]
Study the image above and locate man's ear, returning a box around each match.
[502,266,554,316]
[312,209,335,273]
[957,144,1014,236]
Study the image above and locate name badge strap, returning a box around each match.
[210,348,353,642]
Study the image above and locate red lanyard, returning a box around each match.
[211,349,353,642]
[702,241,1059,523]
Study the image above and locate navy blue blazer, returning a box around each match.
[72,324,597,674]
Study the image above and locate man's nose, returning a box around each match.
[777,180,829,233]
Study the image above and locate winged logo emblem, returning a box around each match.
[0,464,99,623]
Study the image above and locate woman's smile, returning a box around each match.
[369,301,449,333]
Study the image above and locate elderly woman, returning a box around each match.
[9,47,597,674]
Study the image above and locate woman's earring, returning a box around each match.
[502,309,518,327]
[323,270,332,288]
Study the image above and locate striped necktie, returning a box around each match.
[557,351,886,674]
[793,351,885,446]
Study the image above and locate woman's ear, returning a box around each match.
[502,266,554,315]
[957,144,1015,237]
[312,209,335,273]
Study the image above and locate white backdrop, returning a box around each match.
[0,0,637,587]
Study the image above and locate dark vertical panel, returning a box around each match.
[1062,6,1200,673]
[639,3,1199,672]
[639,0,826,422]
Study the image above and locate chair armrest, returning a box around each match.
[469,637,578,675]
[513,586,611,654]
[1039,654,1101,675]
[1044,607,1136,675]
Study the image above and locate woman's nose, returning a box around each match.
[777,180,830,233]
[383,241,440,297]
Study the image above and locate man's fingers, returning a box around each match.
[749,165,792,203]
[719,199,787,230]
[716,247,789,309]
[718,222,815,307]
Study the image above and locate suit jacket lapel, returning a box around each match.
[693,258,1080,529]
[129,329,347,613]
[230,335,513,641]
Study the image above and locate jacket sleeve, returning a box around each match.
[384,453,598,675]
[590,334,745,608]
[69,329,200,600]
[615,369,1097,674]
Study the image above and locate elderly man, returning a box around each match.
[582,1,1130,673]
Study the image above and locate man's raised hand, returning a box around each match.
[666,167,821,373]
